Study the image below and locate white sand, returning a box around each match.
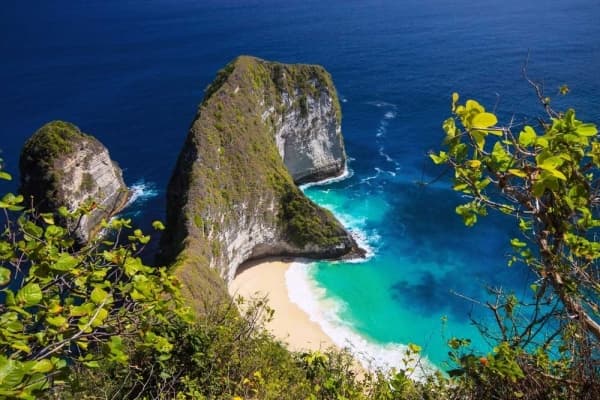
[229,259,335,352]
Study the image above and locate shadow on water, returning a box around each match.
[391,271,478,323]
[379,180,534,321]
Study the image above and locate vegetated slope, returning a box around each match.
[160,56,361,308]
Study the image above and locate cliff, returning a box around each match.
[160,56,360,301]
[19,121,131,242]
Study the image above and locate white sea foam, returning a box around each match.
[309,198,378,261]
[360,168,382,184]
[345,226,378,262]
[384,111,397,119]
[378,146,399,166]
[286,262,437,379]
[375,118,390,138]
[299,165,353,189]
[127,180,159,206]
[366,100,397,109]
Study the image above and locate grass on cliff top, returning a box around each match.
[203,56,341,123]
[22,120,85,162]
[19,121,89,209]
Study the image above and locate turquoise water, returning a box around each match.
[2,0,599,371]
[299,171,513,368]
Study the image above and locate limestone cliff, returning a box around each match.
[161,56,360,299]
[20,121,131,242]
[269,62,346,184]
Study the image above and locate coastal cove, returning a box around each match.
[2,0,600,379]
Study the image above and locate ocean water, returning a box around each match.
[2,0,600,370]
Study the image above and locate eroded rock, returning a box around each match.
[20,121,131,242]
[161,56,361,301]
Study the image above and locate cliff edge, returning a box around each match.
[161,56,360,302]
[19,121,131,242]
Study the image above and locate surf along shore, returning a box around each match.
[229,259,335,352]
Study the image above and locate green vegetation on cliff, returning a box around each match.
[19,121,130,243]
[280,186,347,247]
[19,121,86,207]
[21,121,82,166]
[161,56,355,313]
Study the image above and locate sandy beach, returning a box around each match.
[229,259,335,352]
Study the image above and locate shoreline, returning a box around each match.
[229,258,336,352]
[229,258,437,379]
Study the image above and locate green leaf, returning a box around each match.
[539,156,564,169]
[452,92,459,104]
[530,284,538,293]
[0,193,24,211]
[408,343,422,353]
[90,307,109,328]
[70,302,95,317]
[0,242,13,261]
[472,112,498,129]
[465,99,484,114]
[518,126,537,146]
[46,315,67,328]
[442,117,457,138]
[468,159,481,168]
[0,171,11,181]
[575,123,597,137]
[83,360,100,368]
[31,360,54,374]
[51,253,78,272]
[124,257,143,277]
[0,356,25,390]
[22,221,43,239]
[472,130,486,150]
[152,220,166,231]
[40,213,55,225]
[90,287,109,305]
[429,151,448,164]
[538,165,567,181]
[510,238,527,248]
[491,142,512,169]
[10,342,31,353]
[44,225,64,240]
[0,267,11,286]
[108,336,128,364]
[4,289,16,306]
[508,169,527,178]
[16,283,42,307]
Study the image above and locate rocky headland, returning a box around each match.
[19,121,131,242]
[160,56,362,305]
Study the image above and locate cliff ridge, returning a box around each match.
[160,56,360,302]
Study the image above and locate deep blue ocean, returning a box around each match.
[2,0,600,369]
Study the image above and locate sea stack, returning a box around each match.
[19,121,131,242]
[161,56,361,302]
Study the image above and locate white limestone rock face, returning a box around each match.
[272,80,346,184]
[161,56,360,298]
[20,121,131,243]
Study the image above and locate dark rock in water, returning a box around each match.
[160,56,361,302]
[19,121,131,242]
